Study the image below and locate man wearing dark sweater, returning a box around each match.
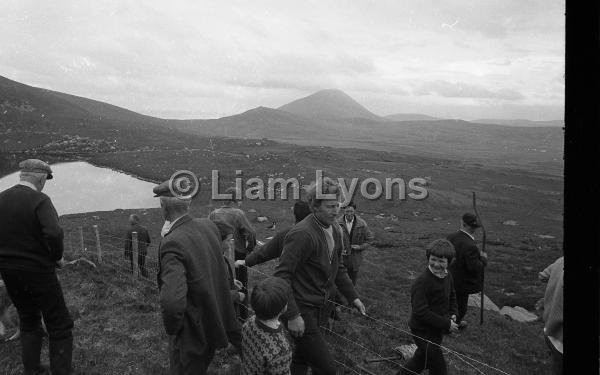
[0,159,74,375]
[399,239,458,375]
[235,200,311,268]
[274,178,365,375]
[446,212,487,329]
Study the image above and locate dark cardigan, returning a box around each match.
[274,214,358,319]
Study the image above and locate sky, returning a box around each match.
[0,0,565,120]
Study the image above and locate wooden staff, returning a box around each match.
[472,191,487,325]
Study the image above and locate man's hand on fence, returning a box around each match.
[352,298,366,315]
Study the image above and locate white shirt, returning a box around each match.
[345,218,354,235]
[160,215,187,237]
[460,228,475,241]
[322,225,334,260]
[18,181,38,191]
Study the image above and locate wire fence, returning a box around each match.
[63,225,512,375]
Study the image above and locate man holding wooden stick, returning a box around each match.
[447,212,487,329]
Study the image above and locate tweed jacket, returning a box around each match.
[158,215,240,363]
[338,215,374,270]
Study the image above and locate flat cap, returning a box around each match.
[153,180,175,197]
[462,212,481,228]
[19,159,53,179]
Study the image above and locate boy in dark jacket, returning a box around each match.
[399,239,458,375]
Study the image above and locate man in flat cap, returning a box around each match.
[0,159,74,374]
[446,212,488,329]
[154,180,241,375]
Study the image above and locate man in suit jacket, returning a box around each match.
[447,212,487,329]
[338,201,374,286]
[124,214,151,277]
[0,159,74,375]
[154,180,241,375]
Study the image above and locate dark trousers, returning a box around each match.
[398,330,446,375]
[234,251,249,320]
[347,268,358,286]
[168,335,215,375]
[545,336,563,375]
[290,306,337,375]
[456,291,469,322]
[0,269,74,373]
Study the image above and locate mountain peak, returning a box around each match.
[278,89,380,121]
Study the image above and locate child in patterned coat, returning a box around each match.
[242,277,292,375]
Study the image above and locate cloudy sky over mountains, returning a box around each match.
[1,0,564,120]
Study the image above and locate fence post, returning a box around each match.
[69,231,73,254]
[132,231,139,277]
[79,226,84,255]
[93,225,102,264]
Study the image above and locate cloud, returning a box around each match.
[413,80,525,100]
[0,0,562,119]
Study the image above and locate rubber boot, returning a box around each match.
[49,336,73,375]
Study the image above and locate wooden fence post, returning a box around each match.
[69,231,73,254]
[93,225,102,264]
[79,226,84,255]
[132,231,139,277]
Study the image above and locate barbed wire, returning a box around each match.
[66,228,510,375]
[240,262,510,375]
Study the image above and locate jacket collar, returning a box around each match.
[338,215,365,228]
[163,214,192,238]
[17,181,39,191]
[459,228,475,241]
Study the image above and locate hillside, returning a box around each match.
[0,76,564,175]
[173,106,341,139]
[0,76,563,374]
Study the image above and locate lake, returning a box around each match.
[0,161,160,215]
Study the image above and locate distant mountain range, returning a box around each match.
[470,118,564,127]
[0,75,564,172]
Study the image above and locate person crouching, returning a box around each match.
[398,239,459,375]
[242,277,292,375]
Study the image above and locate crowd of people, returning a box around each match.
[0,159,564,375]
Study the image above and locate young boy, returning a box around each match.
[399,239,459,375]
[242,277,292,375]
